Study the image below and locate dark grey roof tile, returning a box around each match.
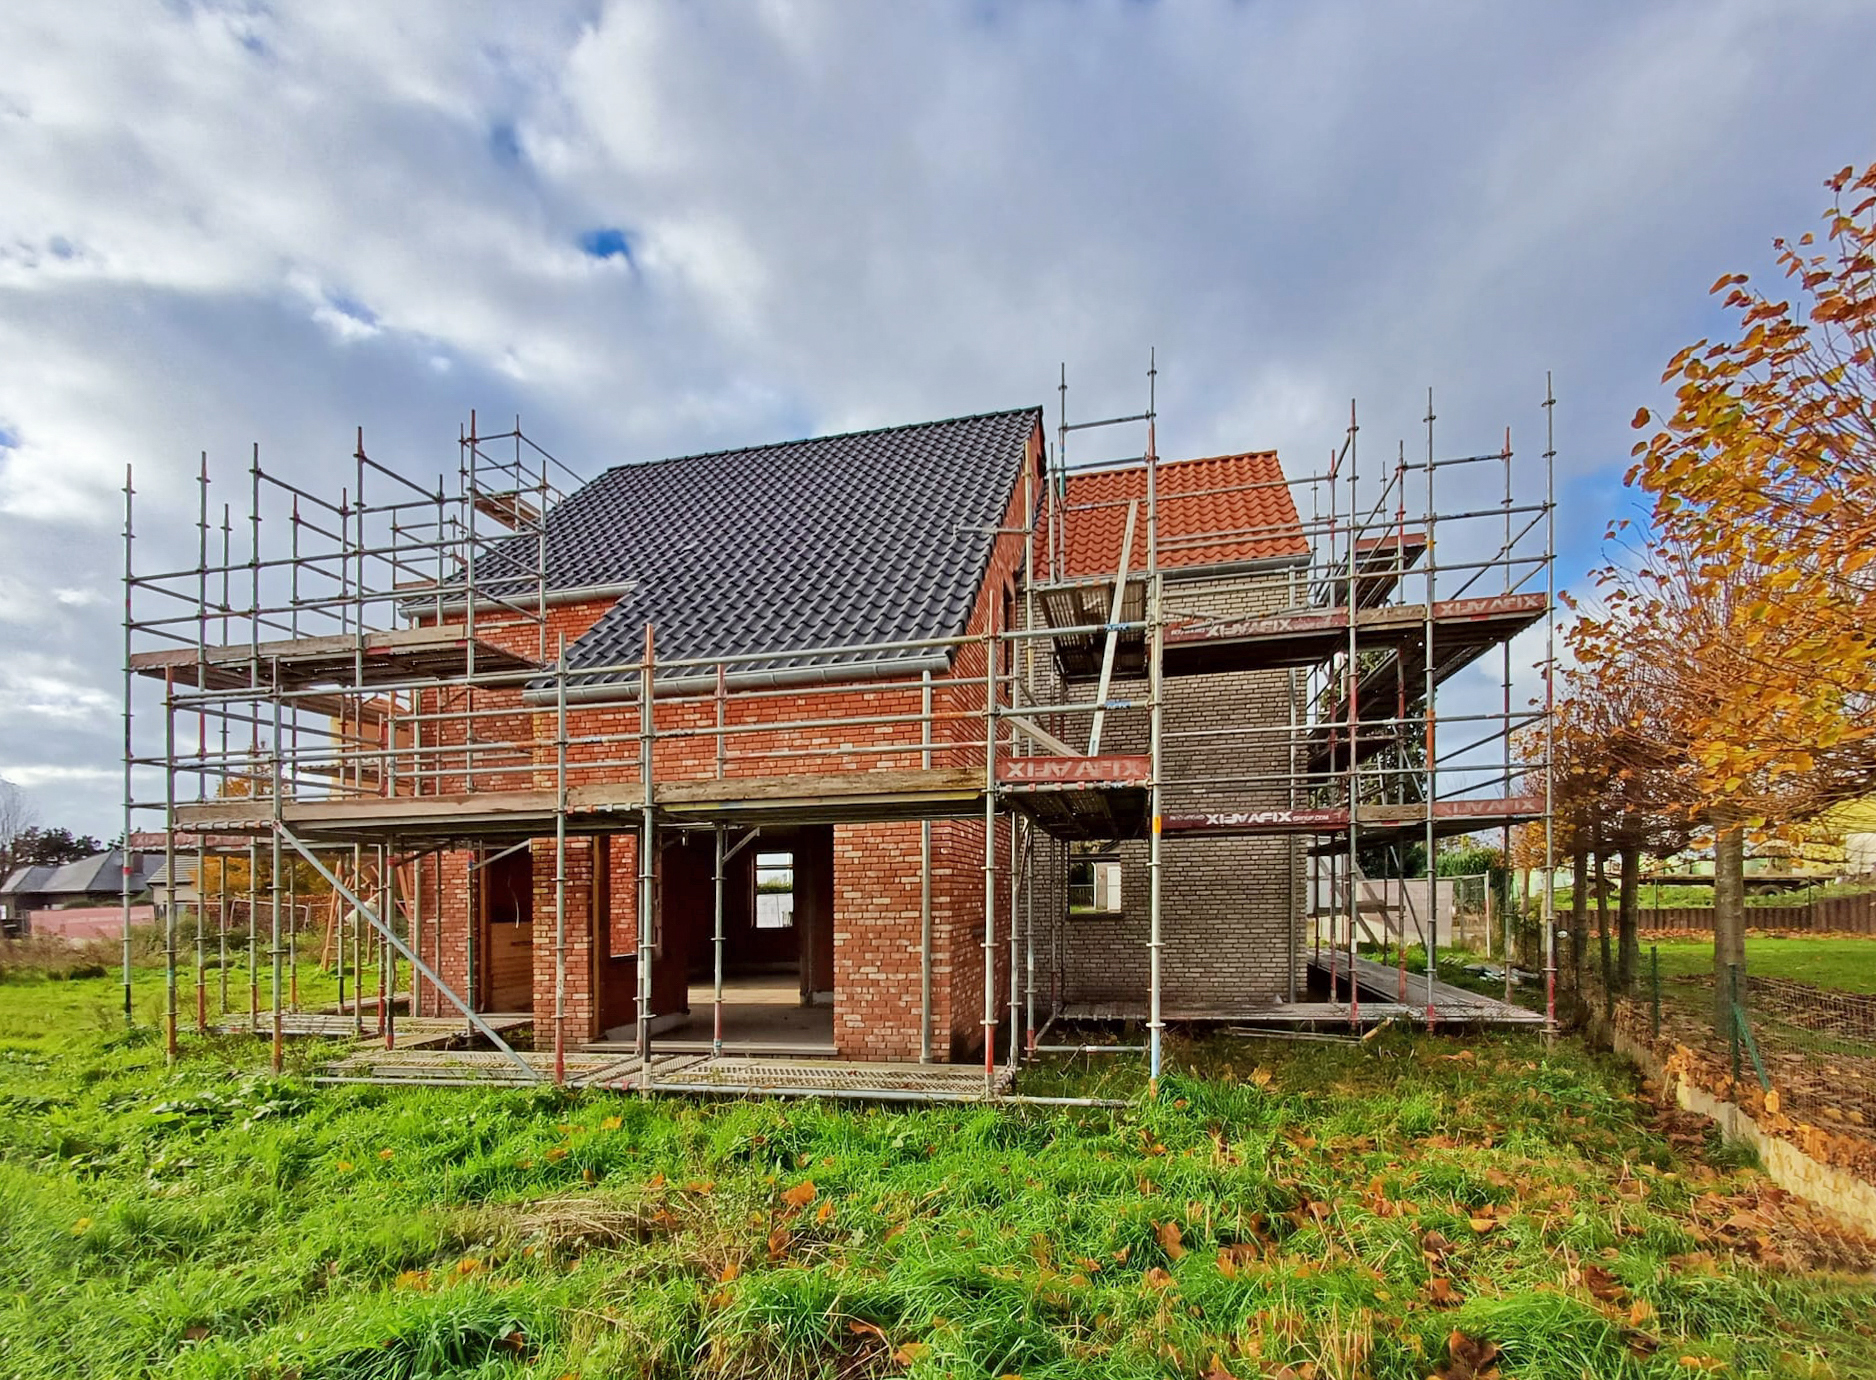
[503,407,1040,688]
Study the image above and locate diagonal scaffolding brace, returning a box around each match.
[277,822,539,1080]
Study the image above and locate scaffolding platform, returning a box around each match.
[174,764,1154,844]
[1316,531,1428,608]
[1163,794,1545,841]
[317,1048,1015,1100]
[1034,574,1149,680]
[213,1012,532,1047]
[1162,592,1547,676]
[1310,952,1545,1026]
[130,626,536,692]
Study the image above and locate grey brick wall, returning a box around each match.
[1017,562,1310,1015]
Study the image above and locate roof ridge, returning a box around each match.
[601,405,1043,476]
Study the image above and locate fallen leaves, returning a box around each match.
[782,1179,817,1209]
[1156,1220,1185,1259]
[1580,1262,1626,1303]
[1215,1243,1262,1278]
[1432,1330,1500,1380]
[1425,1276,1464,1308]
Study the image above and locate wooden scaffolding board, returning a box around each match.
[1163,795,1545,842]
[130,625,536,692]
[1161,591,1546,676]
[175,760,1156,844]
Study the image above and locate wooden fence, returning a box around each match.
[1638,891,1876,935]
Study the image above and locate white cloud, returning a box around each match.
[0,0,1871,835]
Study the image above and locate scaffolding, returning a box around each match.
[121,372,1556,1100]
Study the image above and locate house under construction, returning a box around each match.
[121,363,1557,1101]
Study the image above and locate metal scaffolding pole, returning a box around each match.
[1145,354,1164,1090]
[1502,429,1515,998]
[121,465,136,1028]
[349,842,362,1035]
[1008,811,1020,1076]
[1344,404,1360,1031]
[920,669,934,1064]
[163,667,178,1061]
[279,825,538,1078]
[194,458,209,1035]
[270,690,284,1072]
[1543,375,1559,1037]
[553,632,569,1084]
[376,843,392,1048]
[982,617,999,1095]
[1424,390,1439,1027]
[637,623,657,1091]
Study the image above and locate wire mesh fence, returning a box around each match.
[1587,946,1876,1189]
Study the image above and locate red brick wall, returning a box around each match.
[411,422,1046,1062]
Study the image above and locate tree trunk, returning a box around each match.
[1617,844,1640,993]
[1518,865,1532,968]
[1594,822,1613,1002]
[1713,820,1747,1034]
[1571,847,1589,983]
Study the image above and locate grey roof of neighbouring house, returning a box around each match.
[146,856,200,889]
[1,851,155,899]
[503,407,1041,693]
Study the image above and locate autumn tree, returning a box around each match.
[1548,617,1696,1007]
[1617,162,1876,1022]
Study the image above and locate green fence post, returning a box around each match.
[1649,945,1659,1040]
[1728,963,1741,1085]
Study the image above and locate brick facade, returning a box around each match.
[406,436,1307,1059]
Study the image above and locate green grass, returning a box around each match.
[2,963,1873,1377]
[1552,881,1874,911]
[1643,936,1876,994]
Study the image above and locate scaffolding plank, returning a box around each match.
[1035,577,1148,681]
[657,768,985,825]
[470,488,543,529]
[1162,592,1546,675]
[130,626,536,692]
[997,755,1150,786]
[1164,795,1545,839]
[178,769,994,839]
[1314,531,1428,608]
[1310,953,1545,1025]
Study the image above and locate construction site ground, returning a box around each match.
[6,958,1875,1380]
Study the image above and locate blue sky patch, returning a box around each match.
[579,227,634,264]
[324,292,378,329]
[489,121,522,167]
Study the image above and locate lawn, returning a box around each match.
[1549,882,1873,912]
[3,961,1875,1378]
[1642,936,1876,995]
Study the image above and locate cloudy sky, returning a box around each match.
[2,0,1873,836]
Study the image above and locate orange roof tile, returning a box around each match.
[1059,452,1307,577]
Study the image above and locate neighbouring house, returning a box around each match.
[147,855,202,914]
[0,849,156,939]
